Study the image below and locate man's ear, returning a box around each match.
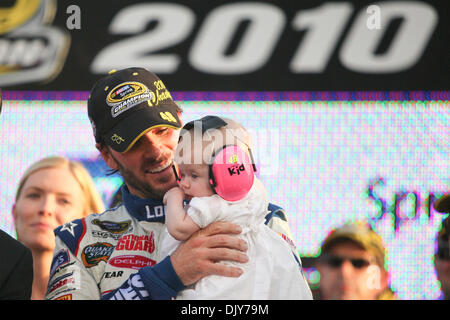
[96,143,119,171]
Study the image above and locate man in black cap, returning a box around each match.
[434,194,450,300]
[45,67,304,300]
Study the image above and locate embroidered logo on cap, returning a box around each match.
[111,134,125,144]
[106,81,156,118]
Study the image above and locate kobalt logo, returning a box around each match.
[46,270,80,295]
[48,276,75,294]
[91,1,437,75]
[0,0,70,86]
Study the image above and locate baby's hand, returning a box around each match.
[163,187,185,205]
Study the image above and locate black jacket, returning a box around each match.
[0,229,33,300]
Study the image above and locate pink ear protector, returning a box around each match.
[208,144,256,201]
[172,116,257,202]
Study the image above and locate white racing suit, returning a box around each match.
[45,186,311,300]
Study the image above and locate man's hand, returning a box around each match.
[170,221,248,286]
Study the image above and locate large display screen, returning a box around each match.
[0,91,448,300]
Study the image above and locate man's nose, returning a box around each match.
[140,132,163,157]
[338,260,356,278]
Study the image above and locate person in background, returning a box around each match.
[0,228,33,299]
[315,222,396,300]
[12,156,105,299]
[433,194,450,300]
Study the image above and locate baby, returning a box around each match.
[162,115,312,300]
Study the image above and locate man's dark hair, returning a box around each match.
[97,140,120,176]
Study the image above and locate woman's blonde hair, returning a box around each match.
[15,156,105,217]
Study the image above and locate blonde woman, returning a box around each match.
[12,156,105,299]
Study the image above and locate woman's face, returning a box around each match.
[13,167,85,251]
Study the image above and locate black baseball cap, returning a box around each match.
[87,67,182,152]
